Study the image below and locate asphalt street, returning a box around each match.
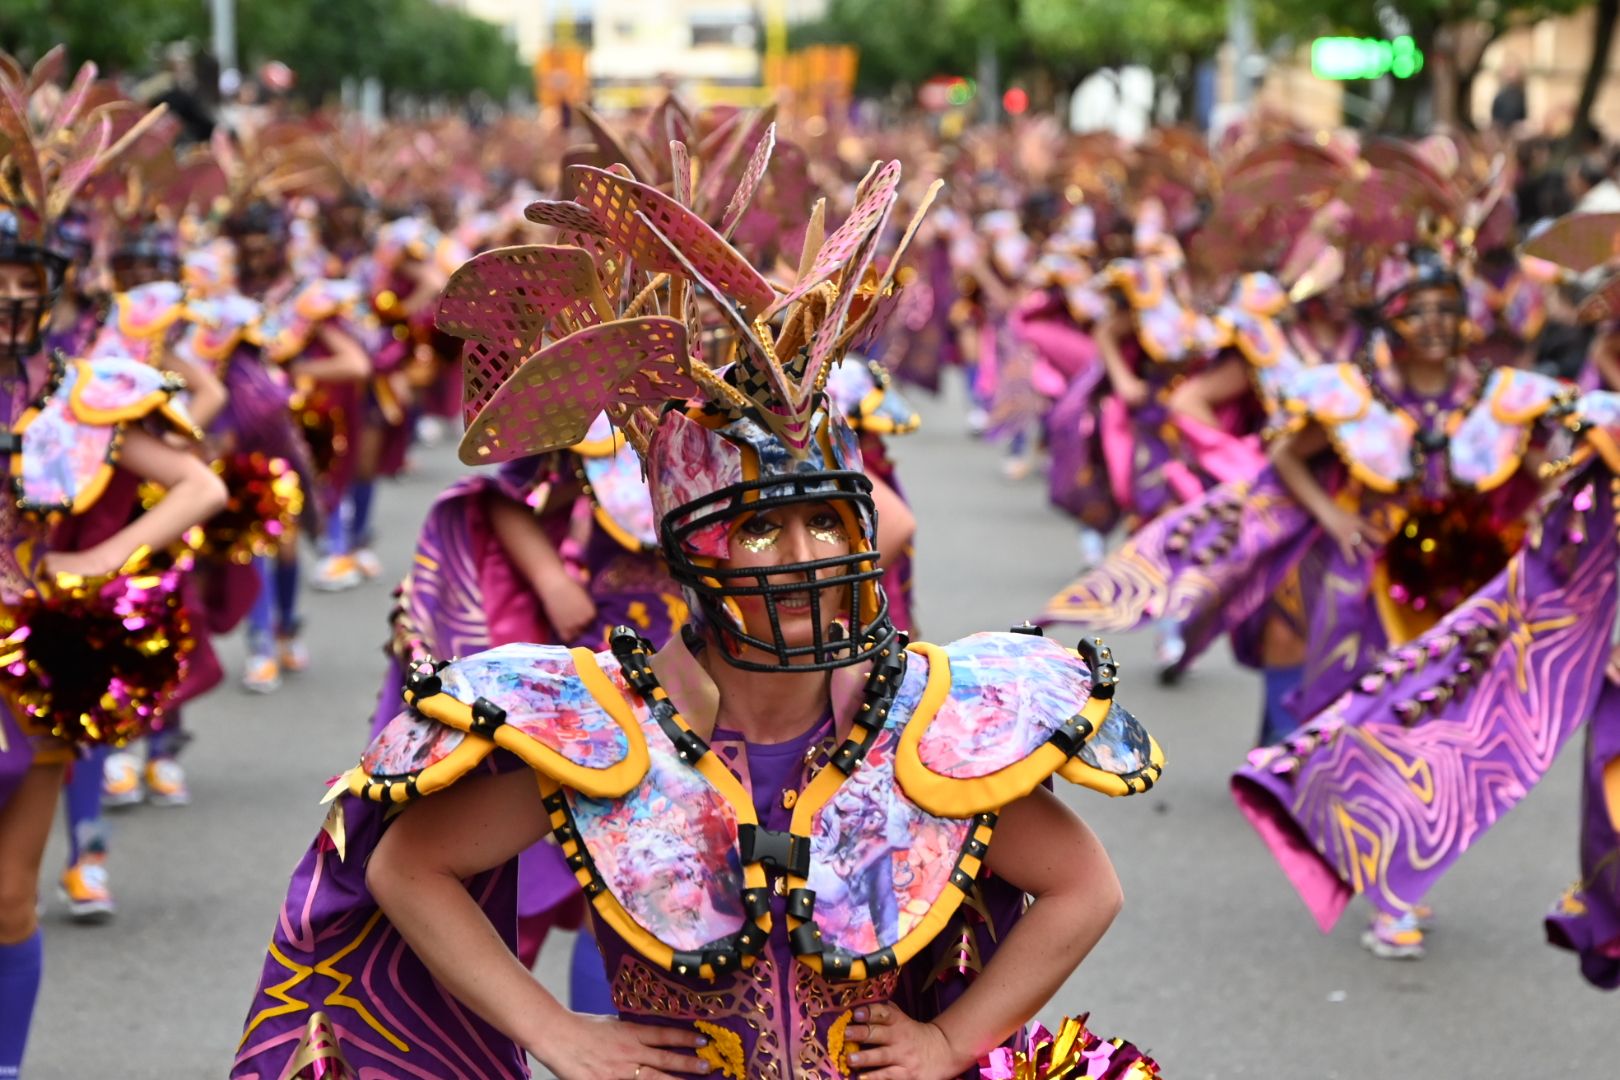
[24,375,1612,1078]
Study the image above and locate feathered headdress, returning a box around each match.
[438,118,940,467]
[0,46,169,250]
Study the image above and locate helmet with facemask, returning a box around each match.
[437,127,936,672]
[0,48,167,361]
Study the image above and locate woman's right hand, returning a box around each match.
[1317,503,1387,563]
[538,573,598,643]
[533,1012,712,1080]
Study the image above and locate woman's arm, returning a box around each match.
[845,786,1123,1079]
[1166,354,1250,429]
[1269,422,1383,561]
[869,473,916,574]
[487,494,597,642]
[44,427,227,579]
[368,767,709,1079]
[161,353,228,431]
[1096,311,1149,408]
[290,323,372,383]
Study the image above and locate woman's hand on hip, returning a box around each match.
[534,1012,713,1080]
[845,1003,970,1080]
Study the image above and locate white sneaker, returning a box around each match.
[243,653,282,694]
[353,548,383,580]
[145,759,191,807]
[1154,619,1186,683]
[1361,912,1426,959]
[312,553,363,592]
[965,407,990,436]
[1077,528,1108,569]
[101,751,144,809]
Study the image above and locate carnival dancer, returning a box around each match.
[1231,376,1620,973]
[313,214,459,591]
[0,48,226,1076]
[1045,209,1576,956]
[235,143,1163,1080]
[228,192,372,692]
[58,205,231,919]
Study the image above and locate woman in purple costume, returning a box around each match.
[1048,238,1578,960]
[228,198,372,693]
[235,148,1162,1080]
[1229,216,1620,984]
[0,52,228,1077]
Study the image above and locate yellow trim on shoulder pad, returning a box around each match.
[116,291,186,339]
[348,732,496,803]
[893,642,1113,819]
[1488,368,1560,426]
[408,648,650,800]
[66,360,175,425]
[1056,729,1166,796]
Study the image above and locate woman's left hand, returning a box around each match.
[845,1004,968,1080]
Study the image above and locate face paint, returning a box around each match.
[737,525,777,553]
[809,520,848,546]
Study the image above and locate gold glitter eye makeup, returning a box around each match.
[809,515,847,545]
[737,517,779,552]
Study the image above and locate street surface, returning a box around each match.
[26,375,1611,1077]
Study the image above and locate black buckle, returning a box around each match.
[1008,622,1044,636]
[1075,637,1117,699]
[1045,714,1096,757]
[737,825,810,877]
[469,697,508,736]
[404,658,447,699]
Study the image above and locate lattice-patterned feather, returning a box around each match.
[767,159,900,318]
[577,103,650,183]
[47,60,98,135]
[567,165,776,316]
[459,315,694,463]
[525,198,607,236]
[437,244,612,426]
[843,178,944,351]
[0,91,46,224]
[696,105,777,220]
[26,47,66,96]
[670,140,692,207]
[719,123,775,240]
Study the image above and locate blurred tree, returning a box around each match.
[0,0,201,73]
[0,0,526,106]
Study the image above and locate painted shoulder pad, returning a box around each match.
[894,631,1163,817]
[824,357,920,436]
[89,282,187,361]
[256,278,363,363]
[1280,362,1415,492]
[1571,389,1620,472]
[574,413,656,550]
[1450,367,1570,491]
[350,643,649,802]
[12,358,194,514]
[176,294,262,365]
